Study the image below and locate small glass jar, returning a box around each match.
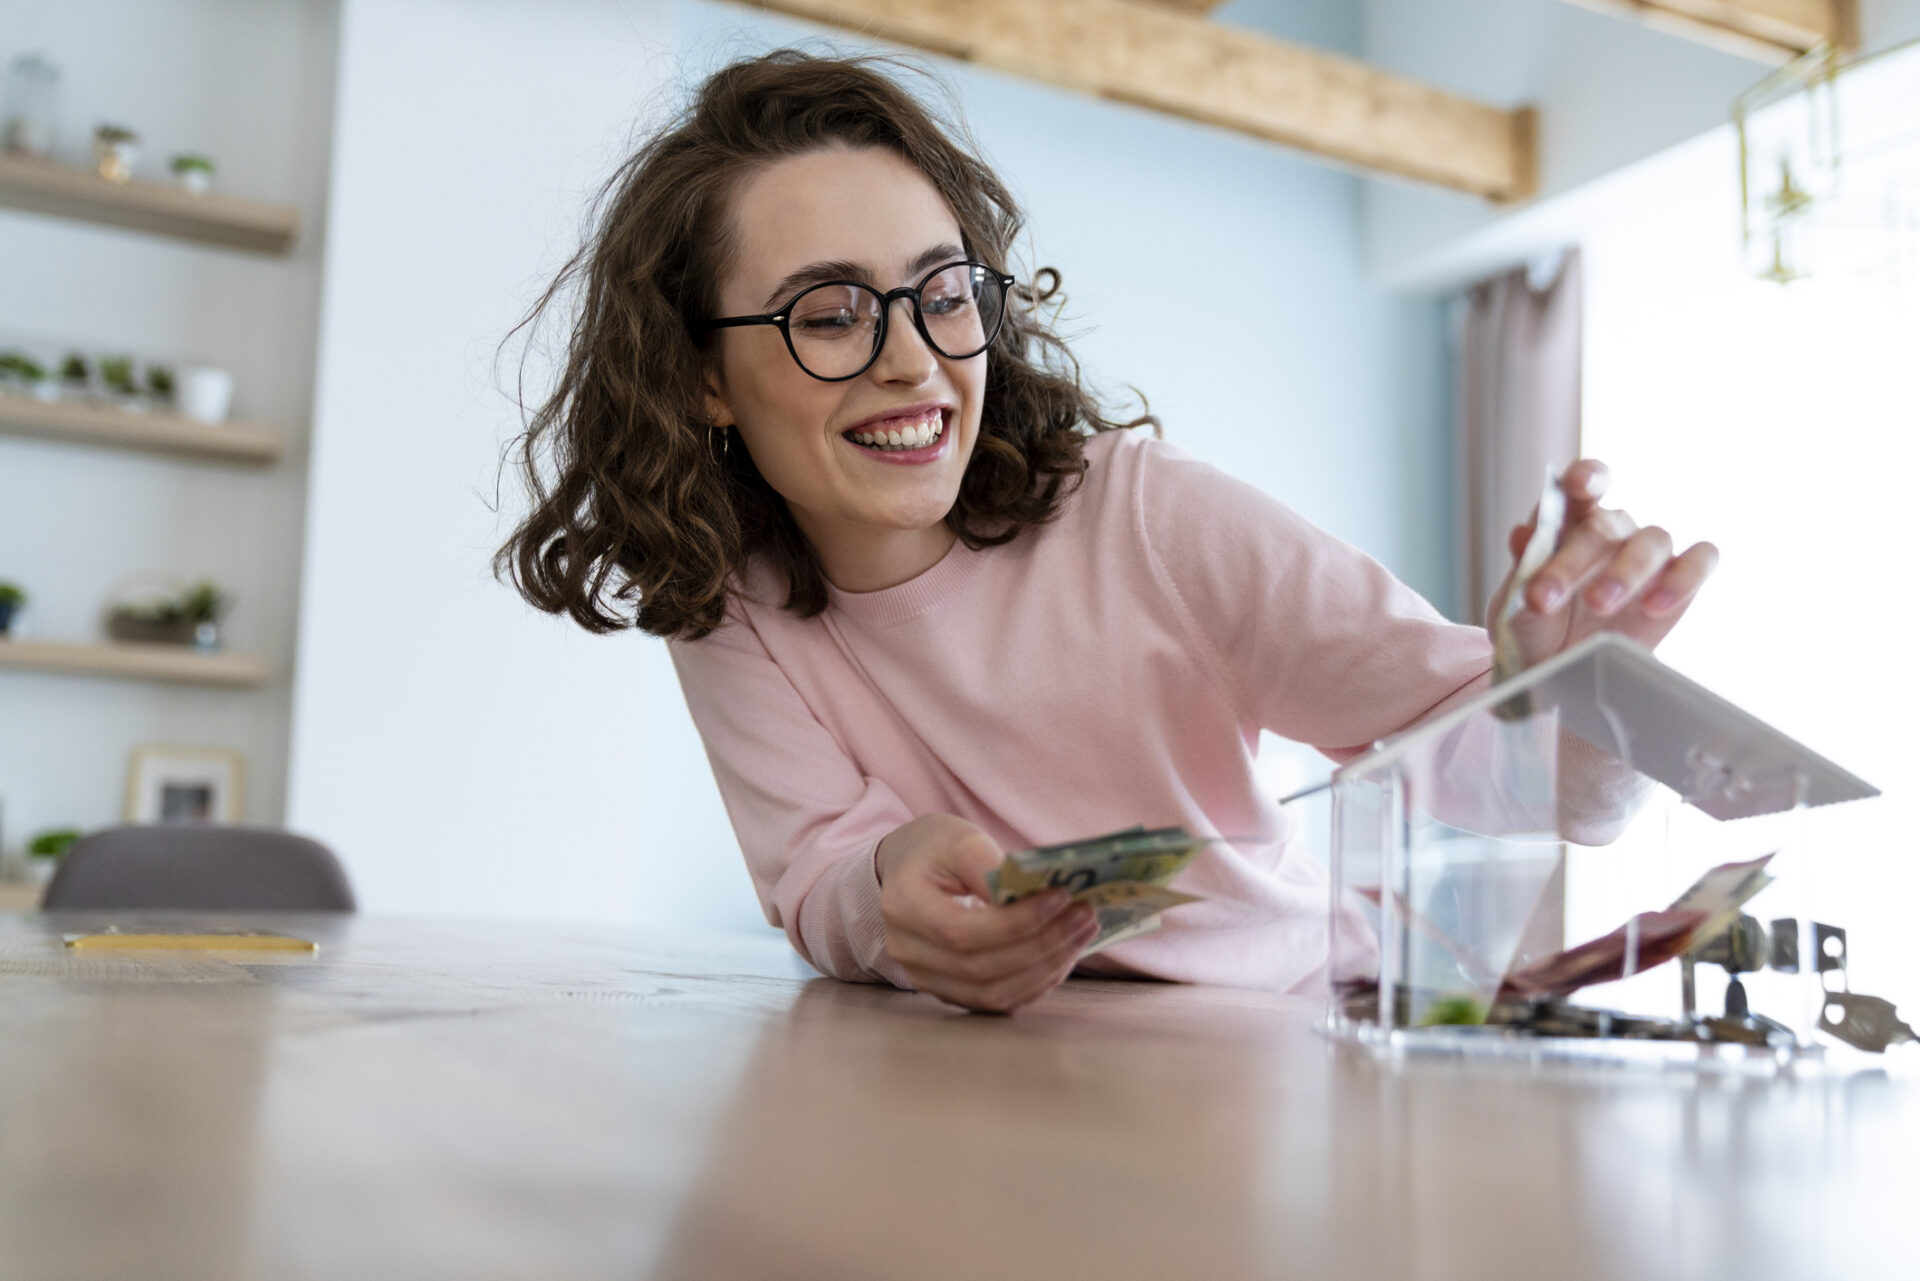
[2,52,60,159]
[94,124,140,184]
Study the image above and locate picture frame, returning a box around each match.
[124,744,245,824]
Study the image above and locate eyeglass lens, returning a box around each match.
[786,264,1005,379]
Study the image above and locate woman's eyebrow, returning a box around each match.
[760,242,966,310]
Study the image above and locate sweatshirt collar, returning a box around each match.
[824,534,985,628]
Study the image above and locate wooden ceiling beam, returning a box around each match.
[1558,0,1858,63]
[733,0,1538,202]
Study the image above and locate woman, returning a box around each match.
[497,50,1716,1012]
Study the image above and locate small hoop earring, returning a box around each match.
[709,424,730,460]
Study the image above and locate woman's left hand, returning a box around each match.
[1492,459,1720,667]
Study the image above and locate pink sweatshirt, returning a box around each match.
[668,429,1493,993]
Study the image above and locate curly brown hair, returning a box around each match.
[495,48,1157,641]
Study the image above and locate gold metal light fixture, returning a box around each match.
[1735,37,1920,284]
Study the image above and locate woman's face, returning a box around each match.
[703,145,988,589]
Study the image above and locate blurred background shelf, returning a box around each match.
[0,397,282,463]
[0,154,298,253]
[0,639,269,687]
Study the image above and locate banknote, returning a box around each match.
[1665,852,1775,948]
[1499,908,1707,999]
[1075,881,1204,955]
[986,824,1207,955]
[1496,853,1778,999]
[1490,467,1568,717]
[986,825,1202,902]
[1015,825,1198,866]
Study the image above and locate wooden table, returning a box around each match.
[1,913,1914,1281]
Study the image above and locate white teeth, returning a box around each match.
[849,409,946,451]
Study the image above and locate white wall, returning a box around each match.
[1361,0,1771,288]
[0,0,335,855]
[286,0,744,928]
[287,0,1459,928]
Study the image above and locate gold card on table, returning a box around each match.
[63,929,318,953]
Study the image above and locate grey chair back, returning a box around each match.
[41,824,356,911]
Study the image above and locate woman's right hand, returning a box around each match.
[876,813,1099,1013]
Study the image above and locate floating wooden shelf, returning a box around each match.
[0,154,298,254]
[0,397,282,463]
[0,639,270,688]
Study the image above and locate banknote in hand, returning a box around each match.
[1490,466,1568,717]
[986,825,1206,955]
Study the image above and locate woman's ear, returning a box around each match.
[701,362,732,430]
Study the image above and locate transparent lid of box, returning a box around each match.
[1325,632,1899,1069]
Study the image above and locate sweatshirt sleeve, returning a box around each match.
[667,599,914,988]
[1132,437,1493,760]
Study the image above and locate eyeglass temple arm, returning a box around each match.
[704,313,785,331]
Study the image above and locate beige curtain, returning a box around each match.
[1456,248,1583,958]
[1456,248,1584,626]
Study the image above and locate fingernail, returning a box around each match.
[1533,580,1563,612]
[1041,892,1071,917]
[1643,589,1677,614]
[1589,581,1623,612]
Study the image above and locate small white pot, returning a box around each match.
[177,365,234,424]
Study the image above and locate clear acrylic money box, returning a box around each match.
[1326,633,1883,1068]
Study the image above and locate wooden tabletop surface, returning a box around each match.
[1,911,1914,1281]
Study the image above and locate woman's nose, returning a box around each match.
[869,295,939,384]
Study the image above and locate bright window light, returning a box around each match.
[1579,189,1919,1002]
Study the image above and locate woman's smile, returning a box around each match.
[841,404,951,464]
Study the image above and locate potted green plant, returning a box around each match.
[169,152,216,194]
[27,828,80,883]
[28,828,79,861]
[0,581,24,636]
[0,350,56,401]
[146,363,175,405]
[181,579,226,649]
[106,577,228,648]
[59,352,90,401]
[99,354,139,405]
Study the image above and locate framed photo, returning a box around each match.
[125,745,245,824]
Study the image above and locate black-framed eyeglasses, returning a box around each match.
[702,260,1016,382]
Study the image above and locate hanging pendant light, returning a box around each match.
[1735,37,1920,285]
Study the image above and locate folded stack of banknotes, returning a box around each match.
[986,825,1207,955]
[1498,853,1775,999]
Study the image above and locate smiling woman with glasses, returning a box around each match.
[497,50,1718,1015]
